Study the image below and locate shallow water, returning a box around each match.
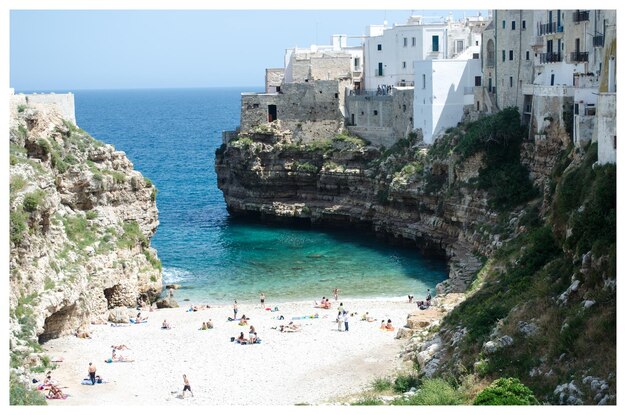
[71,88,447,304]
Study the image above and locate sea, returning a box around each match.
[68,88,447,304]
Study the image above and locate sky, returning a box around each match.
[10,9,488,90]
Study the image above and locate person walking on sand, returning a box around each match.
[333,287,340,301]
[260,292,265,308]
[88,362,97,385]
[426,289,432,302]
[343,310,349,332]
[337,311,344,332]
[233,300,238,320]
[182,374,193,398]
[338,302,344,314]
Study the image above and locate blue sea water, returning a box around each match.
[70,88,447,304]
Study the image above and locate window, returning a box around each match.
[402,61,406,69]
[432,35,439,52]
[377,44,382,51]
[472,53,480,59]
[613,136,617,150]
[550,74,555,86]
[509,50,514,60]
[377,62,383,76]
[373,110,378,116]
[412,37,416,46]
[526,51,530,60]
[502,50,506,62]
[456,40,464,54]
[402,104,407,112]
[510,77,513,87]
[252,103,259,108]
[354,57,360,69]
[522,20,526,30]
[512,21,516,30]
[502,20,506,29]
[403,37,408,47]
[475,76,482,86]
[422,74,426,89]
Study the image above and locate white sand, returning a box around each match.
[43,297,418,405]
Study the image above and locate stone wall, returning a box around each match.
[285,52,352,83]
[10,91,76,125]
[240,80,348,142]
[265,68,284,93]
[595,93,616,165]
[345,87,413,147]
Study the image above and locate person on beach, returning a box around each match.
[162,319,171,329]
[385,319,394,331]
[333,288,340,301]
[182,374,193,398]
[47,384,65,399]
[169,287,174,298]
[249,326,257,343]
[260,292,265,307]
[233,300,238,320]
[408,294,414,303]
[237,332,248,344]
[426,289,432,302]
[207,319,214,329]
[201,322,208,330]
[111,344,130,350]
[380,320,386,329]
[338,302,344,314]
[337,311,344,332]
[239,315,248,326]
[343,311,349,332]
[88,362,97,385]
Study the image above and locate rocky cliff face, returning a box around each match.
[216,112,615,404]
[216,122,506,294]
[9,104,161,357]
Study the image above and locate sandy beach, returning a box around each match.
[43,297,419,405]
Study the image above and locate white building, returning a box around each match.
[363,15,486,90]
[413,46,482,143]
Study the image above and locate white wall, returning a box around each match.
[414,58,481,143]
[596,93,616,165]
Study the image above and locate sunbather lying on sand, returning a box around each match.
[361,312,376,322]
[111,344,130,350]
[279,322,302,332]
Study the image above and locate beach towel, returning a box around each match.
[129,319,147,324]
[291,315,319,320]
[81,378,107,384]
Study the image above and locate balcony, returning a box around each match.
[540,52,562,64]
[573,10,590,23]
[593,35,605,47]
[530,36,544,48]
[570,51,589,62]
[539,22,564,36]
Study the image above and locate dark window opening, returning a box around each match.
[373,110,378,116]
[253,103,259,108]
[268,105,277,122]
[510,77,513,87]
[334,93,339,99]
[502,20,506,29]
[377,44,382,51]
[613,136,617,149]
[351,113,355,125]
[475,76,482,86]
[550,74,555,86]
[432,35,439,52]
[526,51,530,60]
[502,50,506,62]
[509,50,514,60]
[477,101,480,111]
[512,21,516,30]
[522,20,526,30]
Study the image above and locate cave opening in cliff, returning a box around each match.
[38,303,78,344]
[104,284,124,309]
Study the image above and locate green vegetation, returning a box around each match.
[333,130,369,146]
[44,277,55,290]
[293,161,319,174]
[392,379,464,405]
[36,138,51,156]
[63,215,98,249]
[393,373,420,393]
[10,374,46,405]
[86,210,98,220]
[10,176,27,193]
[231,136,254,149]
[371,377,393,392]
[144,249,162,272]
[17,104,28,113]
[117,220,148,249]
[144,177,153,187]
[10,210,28,244]
[473,378,538,405]
[106,170,127,184]
[22,190,45,213]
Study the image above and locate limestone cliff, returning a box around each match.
[9,102,161,367]
[216,109,615,404]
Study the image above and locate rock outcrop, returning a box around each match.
[216,125,500,294]
[9,102,162,357]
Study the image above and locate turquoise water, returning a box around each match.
[69,88,447,304]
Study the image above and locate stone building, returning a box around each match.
[10,90,76,125]
[344,87,414,147]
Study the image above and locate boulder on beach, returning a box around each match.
[165,284,181,290]
[108,307,130,323]
[156,298,179,309]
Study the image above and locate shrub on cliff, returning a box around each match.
[10,374,46,406]
[473,377,538,405]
